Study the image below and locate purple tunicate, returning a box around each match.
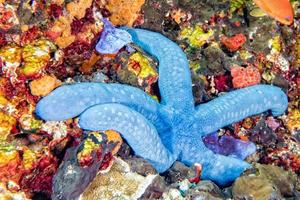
[95,18,132,54]
[203,132,256,160]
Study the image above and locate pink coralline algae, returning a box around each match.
[231,65,261,89]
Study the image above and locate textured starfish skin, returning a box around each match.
[36,28,288,186]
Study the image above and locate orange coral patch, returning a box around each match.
[106,0,145,26]
[231,65,261,88]
[30,75,61,97]
[221,34,247,52]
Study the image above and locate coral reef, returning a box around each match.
[0,0,298,199]
[36,28,287,186]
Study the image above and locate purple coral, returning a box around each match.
[203,132,256,160]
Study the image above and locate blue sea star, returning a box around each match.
[36,28,288,186]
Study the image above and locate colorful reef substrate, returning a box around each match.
[0,0,299,200]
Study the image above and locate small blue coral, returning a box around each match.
[36,28,288,186]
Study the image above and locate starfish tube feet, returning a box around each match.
[195,85,288,134]
[79,103,176,173]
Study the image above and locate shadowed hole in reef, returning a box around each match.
[32,192,51,200]
[152,81,161,102]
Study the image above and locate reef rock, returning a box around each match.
[186,180,225,200]
[164,161,196,184]
[255,164,297,197]
[232,164,298,199]
[124,157,157,176]
[161,179,225,200]
[233,176,282,200]
[138,175,167,199]
[81,157,157,200]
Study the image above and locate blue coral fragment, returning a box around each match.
[36,28,288,186]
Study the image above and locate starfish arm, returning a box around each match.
[179,138,251,186]
[126,28,194,112]
[194,85,288,134]
[35,83,165,130]
[79,103,177,173]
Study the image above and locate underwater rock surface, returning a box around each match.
[81,157,157,200]
[232,164,298,199]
